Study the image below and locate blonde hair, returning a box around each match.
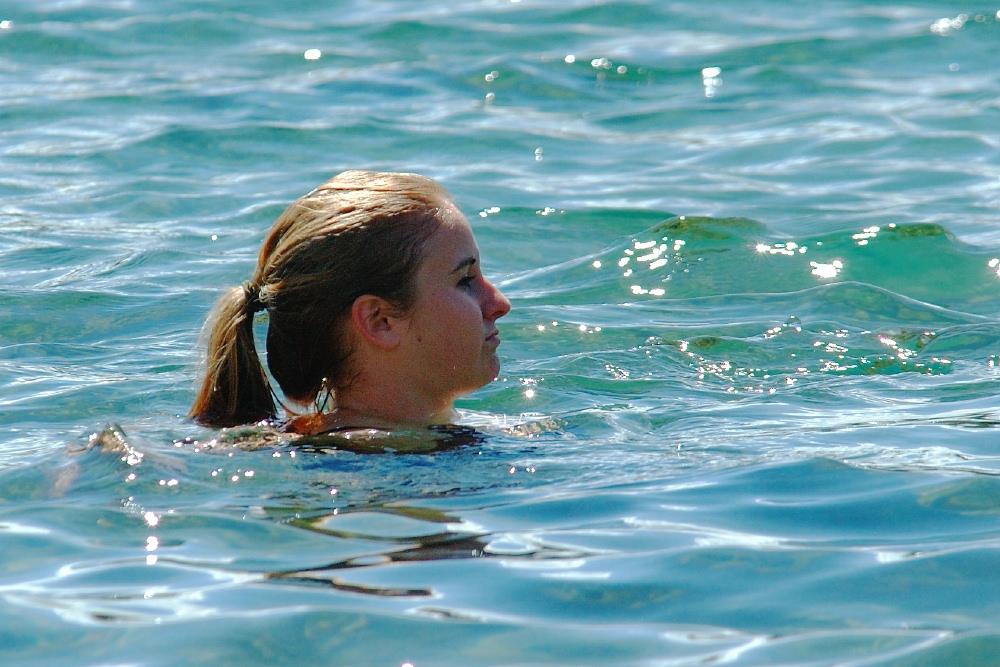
[190,170,451,427]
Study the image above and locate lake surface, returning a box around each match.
[3,1,1000,665]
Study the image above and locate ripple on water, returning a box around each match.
[3,2,1000,665]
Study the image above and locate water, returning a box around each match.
[2,1,1000,664]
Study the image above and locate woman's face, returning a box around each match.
[397,206,511,405]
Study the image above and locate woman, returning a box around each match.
[190,170,511,434]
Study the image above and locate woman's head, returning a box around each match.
[190,170,472,428]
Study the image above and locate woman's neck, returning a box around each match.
[285,396,458,436]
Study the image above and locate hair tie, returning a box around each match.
[242,281,265,314]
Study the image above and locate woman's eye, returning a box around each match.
[457,275,474,288]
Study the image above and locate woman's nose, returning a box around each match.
[483,278,511,321]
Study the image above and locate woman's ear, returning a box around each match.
[350,295,407,350]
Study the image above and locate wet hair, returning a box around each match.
[189,170,450,428]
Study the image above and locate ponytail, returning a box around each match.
[189,284,276,427]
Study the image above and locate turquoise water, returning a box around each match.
[3,1,1000,664]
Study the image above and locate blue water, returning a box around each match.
[3,1,1000,665]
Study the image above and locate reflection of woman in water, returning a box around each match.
[190,170,511,434]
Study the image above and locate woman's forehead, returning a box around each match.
[421,214,478,268]
[437,200,468,225]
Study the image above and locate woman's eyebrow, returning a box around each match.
[451,256,477,274]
